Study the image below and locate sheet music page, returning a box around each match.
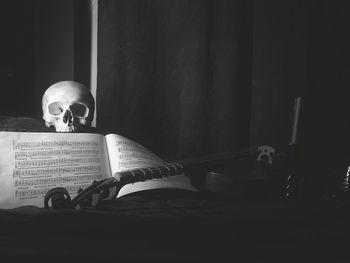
[117,174,197,198]
[0,132,111,209]
[105,133,166,179]
[105,133,197,195]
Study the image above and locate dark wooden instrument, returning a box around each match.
[44,146,274,209]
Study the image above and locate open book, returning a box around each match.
[0,132,196,209]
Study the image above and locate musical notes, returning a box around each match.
[15,184,91,198]
[15,157,100,169]
[15,174,103,187]
[15,149,99,159]
[14,165,101,177]
[1,131,186,208]
[13,140,98,150]
[11,137,106,201]
[116,145,165,170]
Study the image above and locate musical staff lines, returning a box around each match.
[15,148,99,159]
[119,160,164,169]
[15,184,91,198]
[14,165,101,177]
[13,140,98,150]
[15,174,103,187]
[11,137,105,201]
[15,157,100,169]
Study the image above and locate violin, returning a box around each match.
[44,145,277,209]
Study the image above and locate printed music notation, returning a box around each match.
[117,146,165,170]
[15,174,103,187]
[116,140,140,147]
[13,140,98,150]
[15,184,90,198]
[11,137,106,200]
[118,146,158,155]
[116,140,162,159]
[14,165,101,177]
[119,153,162,163]
[119,160,163,169]
[15,149,99,159]
[15,157,100,169]
[121,153,160,159]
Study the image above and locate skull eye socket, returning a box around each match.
[48,102,63,115]
[70,103,89,118]
[48,102,89,117]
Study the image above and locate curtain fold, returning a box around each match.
[97,0,254,160]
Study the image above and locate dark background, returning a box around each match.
[1,0,350,199]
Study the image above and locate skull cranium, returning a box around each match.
[42,81,95,132]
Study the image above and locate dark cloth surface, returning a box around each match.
[0,117,349,263]
[0,116,101,134]
[0,190,349,263]
[0,116,53,132]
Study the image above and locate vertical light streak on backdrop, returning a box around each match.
[90,0,98,127]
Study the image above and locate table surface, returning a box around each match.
[1,116,349,263]
[0,189,350,263]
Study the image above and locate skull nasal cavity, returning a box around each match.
[63,110,73,124]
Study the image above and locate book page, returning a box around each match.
[0,132,111,209]
[105,133,197,196]
[105,133,167,177]
[117,173,197,198]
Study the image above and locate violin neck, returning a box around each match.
[177,146,259,170]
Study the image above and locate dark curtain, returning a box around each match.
[300,1,350,199]
[96,0,305,161]
[1,1,36,117]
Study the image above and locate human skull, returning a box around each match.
[42,81,95,132]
